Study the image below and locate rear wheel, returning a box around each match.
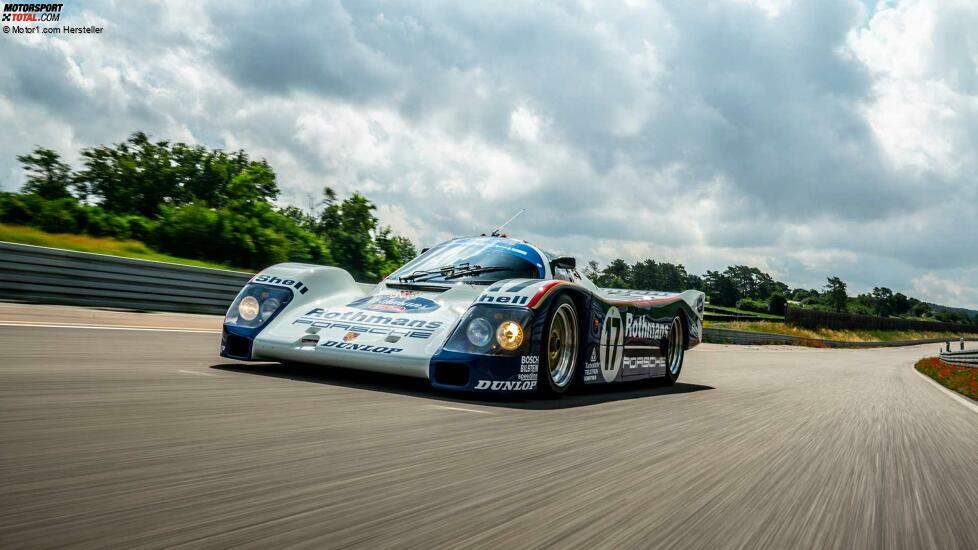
[659,315,685,386]
[540,295,579,395]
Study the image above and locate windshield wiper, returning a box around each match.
[398,264,513,283]
[442,265,514,280]
[397,262,513,283]
[398,263,468,283]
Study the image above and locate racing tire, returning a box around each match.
[539,295,580,396]
[658,315,685,386]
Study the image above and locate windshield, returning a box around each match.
[388,237,546,285]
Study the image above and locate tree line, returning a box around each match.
[583,259,978,325]
[2,132,415,279]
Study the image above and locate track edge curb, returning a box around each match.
[912,364,978,414]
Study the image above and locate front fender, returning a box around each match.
[221,263,367,360]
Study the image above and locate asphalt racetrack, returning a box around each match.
[1,305,977,549]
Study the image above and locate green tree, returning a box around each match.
[630,259,691,292]
[583,260,602,282]
[719,265,787,301]
[375,227,416,278]
[685,273,705,293]
[891,292,910,316]
[75,132,279,217]
[791,288,818,302]
[910,301,931,318]
[17,147,73,200]
[225,162,279,206]
[871,287,894,317]
[704,270,740,306]
[824,276,848,312]
[76,132,177,216]
[600,259,631,288]
[768,292,788,315]
[312,189,384,281]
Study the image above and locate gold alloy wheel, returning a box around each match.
[667,316,684,376]
[547,302,578,388]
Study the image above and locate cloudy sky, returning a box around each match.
[1,0,976,307]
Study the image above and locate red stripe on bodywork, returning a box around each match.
[529,282,686,309]
[605,296,684,307]
[528,280,568,308]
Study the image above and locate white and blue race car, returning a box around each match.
[221,235,705,395]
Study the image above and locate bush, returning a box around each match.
[80,208,129,238]
[0,193,36,225]
[768,293,787,315]
[125,215,155,242]
[151,203,223,262]
[149,202,330,270]
[736,298,769,314]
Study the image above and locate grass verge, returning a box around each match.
[705,304,784,320]
[0,223,244,272]
[705,320,975,342]
[915,357,978,401]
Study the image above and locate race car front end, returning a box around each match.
[220,269,545,394]
[221,282,296,361]
[428,304,542,392]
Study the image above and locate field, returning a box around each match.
[915,357,978,400]
[706,320,974,343]
[0,223,241,271]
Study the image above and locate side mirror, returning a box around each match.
[551,256,576,270]
[420,247,430,254]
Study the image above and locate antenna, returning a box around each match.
[490,209,525,237]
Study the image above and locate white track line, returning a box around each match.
[178,369,218,377]
[0,321,220,334]
[912,365,978,414]
[427,404,495,415]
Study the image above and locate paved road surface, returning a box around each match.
[1,310,976,549]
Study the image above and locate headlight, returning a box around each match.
[443,305,533,355]
[225,284,293,329]
[239,296,260,321]
[260,297,281,321]
[466,317,493,347]
[496,320,523,350]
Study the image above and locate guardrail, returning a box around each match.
[939,348,978,367]
[704,327,978,349]
[0,241,252,315]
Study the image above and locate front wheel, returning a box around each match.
[659,315,685,386]
[539,295,579,395]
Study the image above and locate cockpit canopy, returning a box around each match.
[387,237,547,285]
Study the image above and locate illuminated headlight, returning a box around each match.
[466,317,493,347]
[496,320,524,350]
[239,296,260,321]
[443,305,533,355]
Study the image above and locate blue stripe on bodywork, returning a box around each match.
[505,279,537,293]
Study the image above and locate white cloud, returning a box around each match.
[508,106,543,142]
[913,271,978,308]
[848,0,978,176]
[733,0,794,18]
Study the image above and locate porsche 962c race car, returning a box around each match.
[221,236,705,395]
